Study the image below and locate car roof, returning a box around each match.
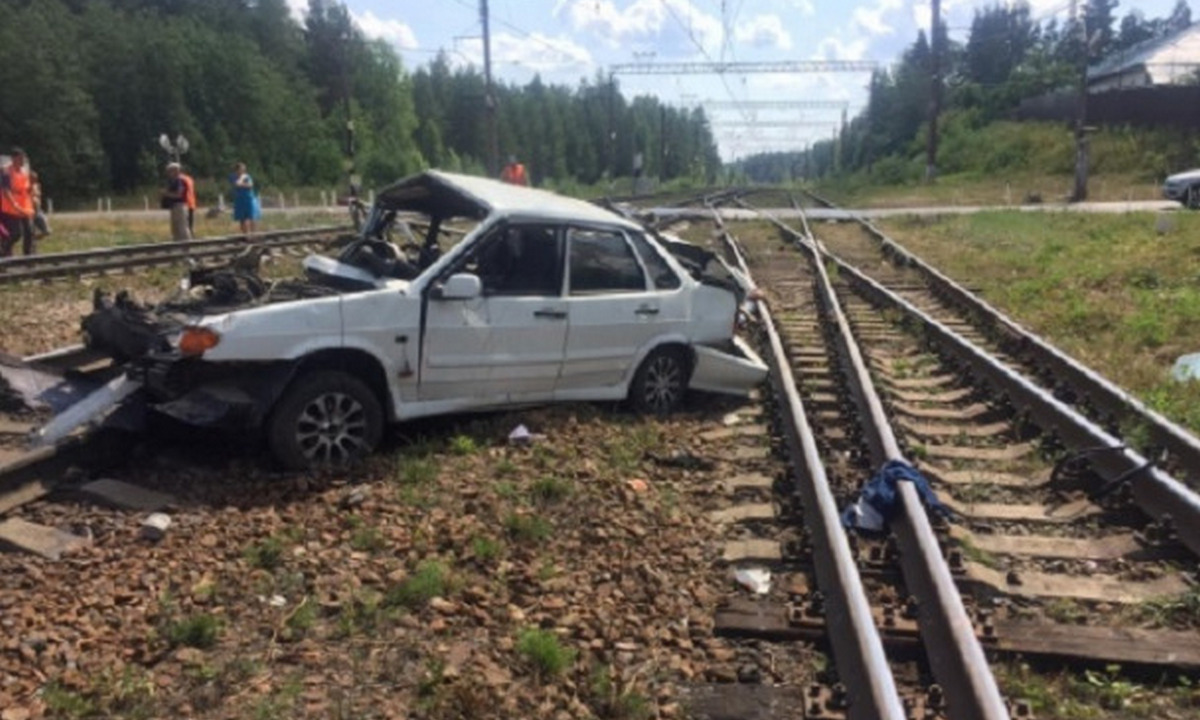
[376,170,641,230]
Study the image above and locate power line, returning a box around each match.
[712,120,840,128]
[610,60,878,74]
[706,100,849,110]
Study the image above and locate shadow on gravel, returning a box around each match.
[74,392,750,512]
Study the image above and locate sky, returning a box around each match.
[289,0,1192,160]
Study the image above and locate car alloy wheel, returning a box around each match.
[641,352,684,413]
[295,391,370,464]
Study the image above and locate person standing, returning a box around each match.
[500,155,529,186]
[162,162,191,241]
[230,162,261,235]
[180,167,197,236]
[0,148,36,256]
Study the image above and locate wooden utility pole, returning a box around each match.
[481,0,499,177]
[1071,0,1090,202]
[925,0,942,183]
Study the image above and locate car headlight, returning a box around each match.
[177,327,221,357]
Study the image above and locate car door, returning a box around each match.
[558,226,684,393]
[420,222,568,403]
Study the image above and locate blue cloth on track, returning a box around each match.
[840,459,951,531]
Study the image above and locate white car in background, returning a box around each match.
[1164,168,1200,209]
[81,171,767,469]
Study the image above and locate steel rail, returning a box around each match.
[755,200,1200,559]
[764,212,1011,720]
[0,226,350,284]
[800,189,1200,487]
[709,206,906,720]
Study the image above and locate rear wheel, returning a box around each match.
[267,370,383,470]
[629,347,690,415]
[1188,185,1200,210]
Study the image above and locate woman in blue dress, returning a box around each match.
[230,162,261,235]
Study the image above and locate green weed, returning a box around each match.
[530,476,573,504]
[167,613,221,649]
[384,560,451,610]
[449,434,480,455]
[505,513,553,544]
[516,628,576,678]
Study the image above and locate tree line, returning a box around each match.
[741,0,1195,184]
[0,0,721,206]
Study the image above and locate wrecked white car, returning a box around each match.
[76,171,767,469]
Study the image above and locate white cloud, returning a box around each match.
[788,0,817,16]
[816,34,870,61]
[735,14,793,50]
[285,0,306,23]
[455,32,594,74]
[353,10,419,50]
[554,0,724,56]
[852,0,903,37]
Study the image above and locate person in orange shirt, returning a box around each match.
[499,155,529,186]
[179,168,197,236]
[0,148,36,256]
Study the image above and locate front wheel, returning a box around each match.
[267,370,384,470]
[1187,186,1200,210]
[629,348,690,415]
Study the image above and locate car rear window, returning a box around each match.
[568,229,647,294]
[629,232,682,290]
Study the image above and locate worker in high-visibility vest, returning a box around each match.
[500,155,529,186]
[180,169,197,236]
[0,148,36,256]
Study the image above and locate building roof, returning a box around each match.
[1089,22,1200,85]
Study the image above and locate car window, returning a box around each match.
[457,224,562,296]
[629,232,682,290]
[568,228,647,295]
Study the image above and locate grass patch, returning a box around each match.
[398,456,439,486]
[243,528,302,570]
[348,521,386,554]
[448,434,480,456]
[958,536,1000,570]
[529,476,573,504]
[505,513,553,544]
[470,535,503,563]
[384,560,451,610]
[516,628,576,678]
[1130,586,1200,629]
[42,682,96,718]
[166,613,221,649]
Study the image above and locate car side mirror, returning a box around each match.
[435,272,482,300]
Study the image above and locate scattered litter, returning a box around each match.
[626,478,649,493]
[722,412,741,426]
[141,512,172,541]
[507,424,546,445]
[841,460,951,532]
[268,594,287,608]
[734,567,772,595]
[1171,353,1200,382]
[340,486,368,509]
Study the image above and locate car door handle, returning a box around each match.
[634,306,660,316]
[533,309,567,319]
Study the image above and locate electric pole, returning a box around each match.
[925,0,942,183]
[481,0,499,177]
[1071,0,1090,202]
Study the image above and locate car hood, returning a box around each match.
[1167,168,1200,183]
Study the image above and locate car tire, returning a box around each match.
[629,347,690,415]
[267,370,383,470]
[1188,186,1200,210]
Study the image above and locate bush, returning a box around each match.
[384,560,450,609]
[167,613,221,649]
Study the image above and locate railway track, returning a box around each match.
[0,225,352,285]
[689,197,1200,718]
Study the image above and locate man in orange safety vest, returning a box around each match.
[0,148,36,256]
[500,155,529,186]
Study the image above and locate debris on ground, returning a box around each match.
[733,567,772,595]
